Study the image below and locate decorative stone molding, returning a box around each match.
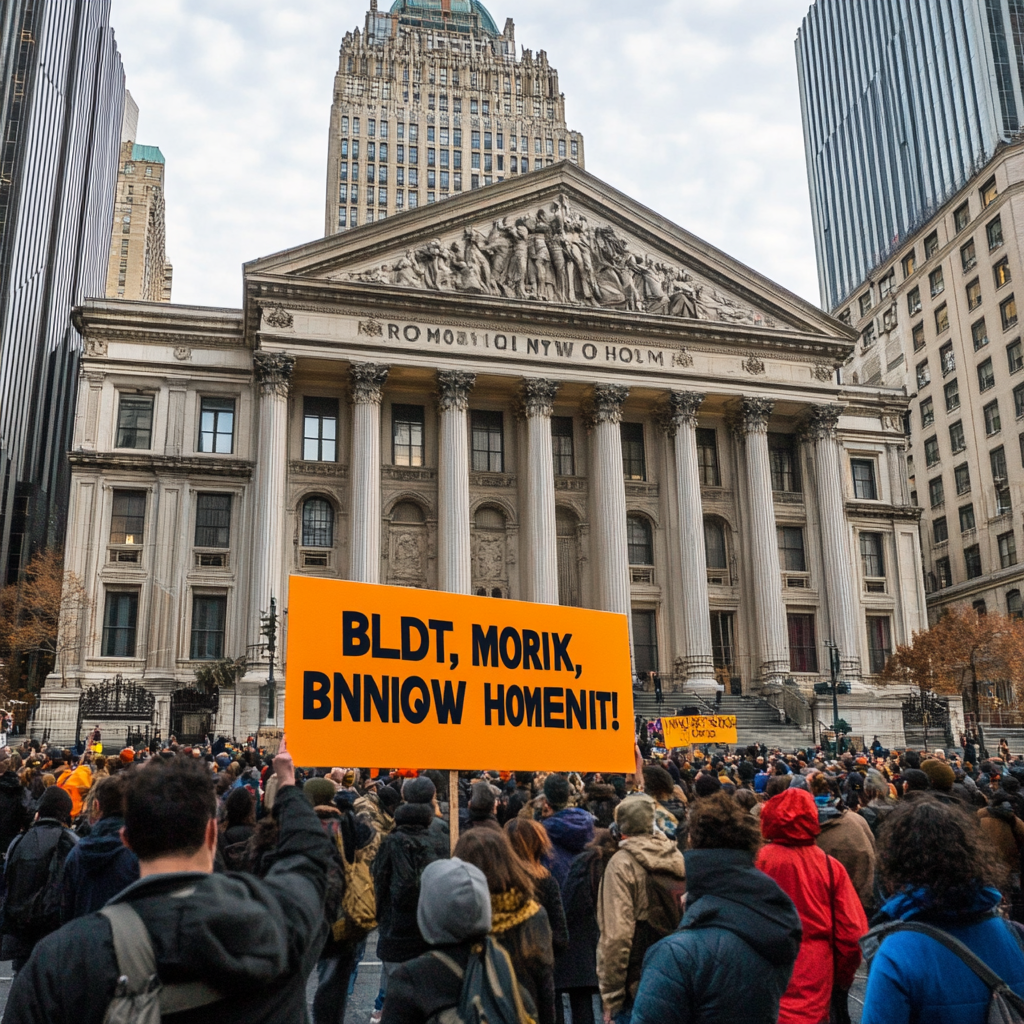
[588,384,629,426]
[436,370,476,412]
[742,355,766,376]
[253,351,295,396]
[520,378,560,418]
[812,362,835,382]
[289,460,348,478]
[555,478,587,491]
[383,467,437,482]
[672,349,694,368]
[358,319,384,337]
[69,452,254,478]
[625,482,659,498]
[349,362,390,405]
[470,473,516,488]
[664,390,705,435]
[173,347,191,362]
[264,306,294,330]
[802,404,843,442]
[735,397,775,436]
[84,338,107,357]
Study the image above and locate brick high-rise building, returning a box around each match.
[325,0,584,234]
[106,93,172,302]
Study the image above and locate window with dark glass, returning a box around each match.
[851,459,877,500]
[627,515,653,565]
[940,342,955,376]
[929,477,945,507]
[110,491,146,545]
[962,237,978,271]
[992,445,1009,484]
[925,231,940,258]
[1002,295,1018,331]
[778,527,806,572]
[704,520,727,570]
[916,360,930,389]
[1009,339,1023,375]
[1009,590,1024,619]
[116,395,154,449]
[936,557,953,587]
[392,404,425,467]
[935,305,950,333]
[302,498,334,548]
[303,397,338,462]
[949,419,966,452]
[996,256,1012,288]
[860,532,885,577]
[859,291,873,317]
[907,287,922,315]
[973,318,989,350]
[945,378,960,411]
[696,428,720,485]
[985,400,1002,435]
[194,494,231,549]
[921,397,935,428]
[551,416,574,476]
[1000,531,1018,568]
[621,423,646,481]
[787,614,818,673]
[988,216,1004,250]
[965,544,983,579]
[867,617,893,674]
[913,323,926,351]
[102,592,138,658]
[769,433,800,492]
[956,463,972,495]
[924,435,940,466]
[190,595,226,660]
[471,411,504,473]
[933,517,949,544]
[929,267,945,297]
[632,610,659,676]
[979,358,996,391]
[198,397,235,454]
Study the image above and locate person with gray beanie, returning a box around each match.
[404,774,448,841]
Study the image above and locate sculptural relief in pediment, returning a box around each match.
[333,196,789,330]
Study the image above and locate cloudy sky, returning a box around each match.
[110,0,821,311]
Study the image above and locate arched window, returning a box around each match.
[302,498,334,548]
[1010,590,1024,620]
[627,515,653,566]
[475,506,506,530]
[391,501,424,523]
[704,519,727,570]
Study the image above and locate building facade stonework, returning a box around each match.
[46,164,926,741]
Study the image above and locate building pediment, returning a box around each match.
[245,163,849,345]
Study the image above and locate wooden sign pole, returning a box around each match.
[449,769,460,856]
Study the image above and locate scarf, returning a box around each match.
[490,888,540,934]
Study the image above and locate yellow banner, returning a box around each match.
[284,577,636,772]
[661,715,738,748]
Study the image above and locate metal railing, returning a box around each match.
[765,682,813,728]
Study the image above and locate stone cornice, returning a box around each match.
[69,452,254,478]
[845,500,922,522]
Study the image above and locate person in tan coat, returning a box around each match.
[978,789,1024,921]
[809,773,877,912]
[596,794,686,1024]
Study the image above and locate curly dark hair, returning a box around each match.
[687,792,761,854]
[877,796,1008,910]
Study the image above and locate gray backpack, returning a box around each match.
[100,901,223,1023]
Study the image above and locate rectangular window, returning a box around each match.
[551,417,574,476]
[949,419,965,452]
[967,277,982,309]
[867,617,893,674]
[859,291,873,317]
[1002,295,1018,330]
[198,397,235,454]
[935,304,950,333]
[190,595,226,660]
[924,435,940,466]
[920,397,935,428]
[985,400,1002,435]
[1000,531,1018,568]
[934,516,949,544]
[996,256,1012,288]
[696,428,720,486]
[392,404,425,467]
[768,433,800,492]
[916,360,930,389]
[110,491,146,545]
[936,557,953,588]
[102,592,138,658]
[115,394,154,450]
[903,251,917,278]
[945,378,961,411]
[851,458,878,500]
[862,323,876,349]
[992,444,1008,483]
[955,463,972,495]
[925,231,940,259]
[962,240,978,272]
[929,267,945,297]
[1009,339,1023,374]
[960,503,977,532]
[631,610,659,676]
[303,397,338,462]
[621,423,646,481]
[195,494,232,548]
[907,287,922,315]
[929,476,945,507]
[940,342,956,376]
[979,358,996,391]
[989,216,1004,250]
[913,323,926,351]
[956,202,972,231]
[787,614,818,673]
[965,544,983,579]
[778,527,806,572]
[982,177,999,207]
[471,410,504,473]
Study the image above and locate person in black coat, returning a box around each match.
[631,793,802,1024]
[0,761,31,856]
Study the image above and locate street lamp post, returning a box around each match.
[260,597,278,725]
[827,642,843,757]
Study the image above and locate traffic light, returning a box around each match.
[260,597,278,658]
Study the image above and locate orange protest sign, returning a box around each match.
[661,715,738,748]
[284,577,635,772]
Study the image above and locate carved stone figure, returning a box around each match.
[475,536,505,580]
[391,530,424,579]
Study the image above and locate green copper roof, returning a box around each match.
[388,0,499,36]
[130,144,165,165]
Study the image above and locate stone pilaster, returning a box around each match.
[735,398,790,687]
[804,404,861,679]
[348,363,389,584]
[436,370,476,594]
[520,378,560,605]
[665,391,717,696]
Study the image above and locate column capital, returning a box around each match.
[520,378,560,418]
[253,351,295,397]
[801,403,844,442]
[731,397,775,436]
[589,383,629,425]
[662,390,705,435]
[436,370,476,412]
[350,362,390,405]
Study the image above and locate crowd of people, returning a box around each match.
[0,730,1022,1022]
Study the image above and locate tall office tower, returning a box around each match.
[106,96,173,302]
[325,0,584,234]
[0,0,124,583]
[796,0,1024,312]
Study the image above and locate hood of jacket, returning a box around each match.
[619,831,686,877]
[760,786,821,846]
[0,771,22,797]
[76,816,132,873]
[681,848,802,967]
[544,807,595,853]
[878,884,1003,925]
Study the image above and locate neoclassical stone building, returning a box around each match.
[43,164,926,741]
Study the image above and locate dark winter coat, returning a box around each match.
[493,903,557,1024]
[542,808,595,888]
[534,872,568,955]
[380,941,475,1024]
[3,785,331,1024]
[373,802,450,963]
[0,771,31,856]
[553,843,611,991]
[631,848,802,1024]
[60,815,139,922]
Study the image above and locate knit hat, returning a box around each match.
[920,759,955,793]
[693,774,721,798]
[469,780,498,812]
[303,777,337,808]
[120,748,135,765]
[37,786,73,823]
[417,858,491,944]
[403,776,436,805]
[615,794,657,836]
[377,785,401,815]
[543,773,570,810]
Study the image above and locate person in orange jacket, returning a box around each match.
[55,759,93,819]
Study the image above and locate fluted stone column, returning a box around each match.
[736,398,790,687]
[521,379,560,605]
[348,363,390,584]
[667,392,717,696]
[805,404,861,679]
[590,385,632,624]
[437,371,476,594]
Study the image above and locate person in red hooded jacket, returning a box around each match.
[757,786,867,1024]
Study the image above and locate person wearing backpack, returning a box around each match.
[596,794,686,1024]
[861,796,1024,1024]
[0,786,78,970]
[0,755,32,859]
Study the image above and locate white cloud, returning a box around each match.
[110,0,820,309]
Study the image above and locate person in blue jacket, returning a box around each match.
[630,793,802,1024]
[862,796,1024,1024]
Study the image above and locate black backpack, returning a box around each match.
[624,860,686,996]
[3,822,77,939]
[429,937,536,1024]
